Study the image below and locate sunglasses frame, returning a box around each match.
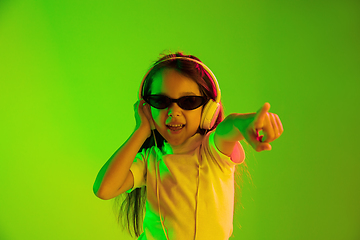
[144,94,208,110]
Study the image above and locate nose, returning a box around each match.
[168,102,182,117]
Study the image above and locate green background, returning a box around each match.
[1,0,359,239]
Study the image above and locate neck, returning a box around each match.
[164,132,203,154]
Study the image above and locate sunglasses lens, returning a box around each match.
[147,95,169,109]
[179,96,206,110]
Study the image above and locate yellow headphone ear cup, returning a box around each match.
[200,100,220,130]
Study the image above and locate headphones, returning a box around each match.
[139,56,221,130]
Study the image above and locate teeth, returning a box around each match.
[168,124,183,127]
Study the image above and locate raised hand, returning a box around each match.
[134,99,155,137]
[233,103,284,152]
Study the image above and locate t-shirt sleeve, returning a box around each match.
[126,148,148,193]
[203,130,245,168]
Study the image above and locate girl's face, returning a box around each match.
[149,68,204,147]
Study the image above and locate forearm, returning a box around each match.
[215,114,245,142]
[214,114,245,157]
[93,127,149,198]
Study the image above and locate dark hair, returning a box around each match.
[114,51,225,237]
[113,130,164,238]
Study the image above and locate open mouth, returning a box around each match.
[166,124,185,131]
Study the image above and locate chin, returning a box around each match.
[155,123,200,145]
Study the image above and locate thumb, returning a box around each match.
[247,129,272,152]
[256,143,272,152]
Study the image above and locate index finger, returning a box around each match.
[254,102,271,129]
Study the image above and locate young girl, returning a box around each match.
[93,52,283,240]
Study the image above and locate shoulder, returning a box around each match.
[135,144,166,165]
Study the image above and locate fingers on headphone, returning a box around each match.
[133,101,138,111]
[134,99,145,108]
[143,102,152,116]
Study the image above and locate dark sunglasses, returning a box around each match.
[143,95,207,110]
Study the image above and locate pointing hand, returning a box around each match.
[233,103,284,152]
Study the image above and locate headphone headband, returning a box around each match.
[139,57,221,103]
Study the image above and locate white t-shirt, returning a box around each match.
[127,130,245,240]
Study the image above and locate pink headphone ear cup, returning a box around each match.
[200,100,220,130]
